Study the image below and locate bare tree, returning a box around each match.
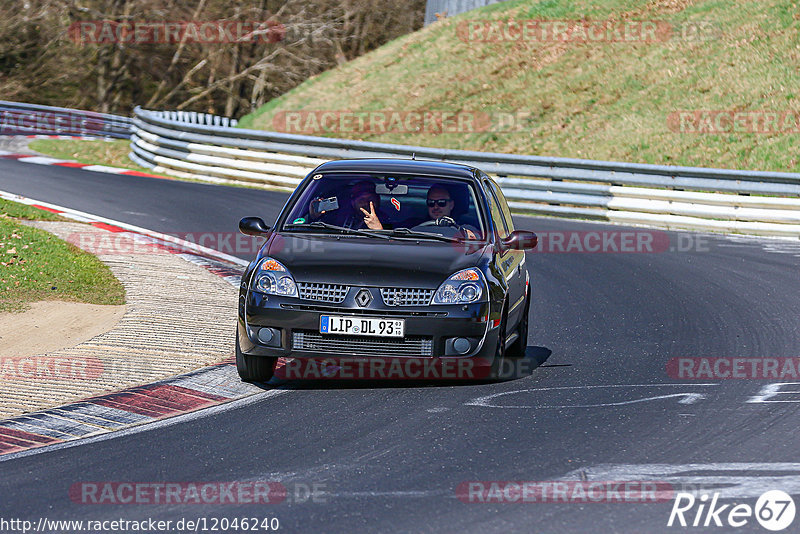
[0,0,425,117]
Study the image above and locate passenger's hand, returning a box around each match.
[309,197,323,219]
[360,202,383,230]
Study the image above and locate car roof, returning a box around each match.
[313,158,479,180]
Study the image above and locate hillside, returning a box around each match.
[238,0,800,172]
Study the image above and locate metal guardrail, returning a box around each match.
[131,106,800,237]
[0,101,132,139]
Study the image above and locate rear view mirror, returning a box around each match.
[376,184,408,195]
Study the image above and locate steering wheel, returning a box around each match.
[417,216,459,228]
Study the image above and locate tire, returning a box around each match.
[235,334,277,382]
[490,302,508,380]
[506,294,530,359]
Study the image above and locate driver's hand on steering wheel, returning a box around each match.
[434,216,457,227]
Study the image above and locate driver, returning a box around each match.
[426,185,455,221]
[422,185,477,239]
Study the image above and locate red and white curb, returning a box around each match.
[0,190,263,457]
[0,189,249,285]
[0,359,269,457]
[0,150,167,180]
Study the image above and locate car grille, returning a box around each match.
[297,282,349,303]
[380,288,434,307]
[292,330,433,356]
[280,304,446,317]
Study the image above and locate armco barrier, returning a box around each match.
[129,106,800,238]
[0,101,132,139]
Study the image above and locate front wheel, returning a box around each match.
[506,294,530,359]
[490,302,508,380]
[235,334,277,382]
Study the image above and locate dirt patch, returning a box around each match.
[0,301,125,358]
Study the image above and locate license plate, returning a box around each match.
[320,315,404,337]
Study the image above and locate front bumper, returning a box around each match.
[237,289,498,361]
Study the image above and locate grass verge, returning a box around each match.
[28,139,177,180]
[27,138,266,189]
[239,0,800,173]
[0,198,126,314]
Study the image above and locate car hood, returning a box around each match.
[266,233,489,287]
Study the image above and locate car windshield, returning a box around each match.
[282,173,486,240]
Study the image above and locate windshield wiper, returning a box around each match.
[386,227,461,243]
[284,221,391,239]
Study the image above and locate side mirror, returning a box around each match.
[239,217,271,236]
[502,230,538,250]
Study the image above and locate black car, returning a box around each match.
[236,159,538,381]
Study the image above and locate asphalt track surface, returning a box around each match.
[1,159,800,533]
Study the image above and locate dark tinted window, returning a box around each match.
[483,180,509,239]
[487,179,516,234]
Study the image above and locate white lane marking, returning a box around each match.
[562,463,800,499]
[320,490,450,499]
[0,188,248,266]
[82,165,128,174]
[0,388,288,463]
[721,234,800,257]
[15,156,70,165]
[747,382,800,403]
[465,384,719,409]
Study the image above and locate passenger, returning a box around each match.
[309,180,385,230]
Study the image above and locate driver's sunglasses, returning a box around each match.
[426,198,451,207]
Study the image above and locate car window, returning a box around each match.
[487,178,516,234]
[281,173,486,239]
[483,180,509,239]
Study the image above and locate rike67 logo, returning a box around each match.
[668,490,796,531]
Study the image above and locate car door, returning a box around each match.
[482,176,526,332]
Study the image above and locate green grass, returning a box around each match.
[28,139,177,180]
[0,198,67,222]
[239,0,800,173]
[28,139,268,189]
[0,199,125,313]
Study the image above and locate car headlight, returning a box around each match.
[432,268,485,304]
[251,258,298,297]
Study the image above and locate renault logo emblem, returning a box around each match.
[355,289,372,307]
